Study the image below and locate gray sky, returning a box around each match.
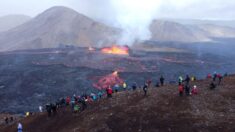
[0,0,235,20]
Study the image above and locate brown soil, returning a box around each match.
[1,76,235,132]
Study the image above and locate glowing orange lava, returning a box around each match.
[101,45,129,55]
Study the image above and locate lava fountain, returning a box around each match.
[101,45,129,55]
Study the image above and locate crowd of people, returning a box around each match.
[28,72,228,118]
[2,72,228,132]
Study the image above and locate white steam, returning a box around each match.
[68,0,162,45]
[110,0,161,45]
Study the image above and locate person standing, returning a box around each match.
[179,84,184,96]
[39,106,43,113]
[160,76,165,86]
[143,83,148,96]
[17,123,23,132]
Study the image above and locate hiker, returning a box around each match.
[207,73,212,79]
[46,103,52,117]
[132,82,137,91]
[17,123,23,132]
[210,82,216,90]
[178,76,183,85]
[106,86,113,98]
[51,103,57,116]
[66,96,70,106]
[60,97,66,107]
[213,72,217,81]
[4,117,8,124]
[123,82,127,90]
[74,104,80,113]
[143,83,148,96]
[147,79,152,88]
[191,76,196,81]
[39,106,43,112]
[160,76,165,86]
[114,84,119,93]
[191,85,198,95]
[217,73,223,85]
[79,97,87,111]
[98,91,103,99]
[185,75,190,86]
[185,85,190,96]
[71,97,76,112]
[10,116,14,122]
[91,93,97,101]
[178,84,184,96]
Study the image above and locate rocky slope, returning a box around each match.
[1,75,234,132]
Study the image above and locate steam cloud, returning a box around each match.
[70,0,162,45]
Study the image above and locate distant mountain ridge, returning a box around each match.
[0,15,31,32]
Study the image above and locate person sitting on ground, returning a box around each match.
[74,104,80,113]
[143,83,148,96]
[179,84,184,97]
[210,81,216,90]
[155,81,160,88]
[160,75,165,86]
[191,85,198,95]
[17,123,23,132]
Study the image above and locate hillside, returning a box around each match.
[150,20,235,43]
[0,6,119,52]
[0,15,31,32]
[1,75,234,132]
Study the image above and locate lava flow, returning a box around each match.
[93,71,124,90]
[101,45,129,55]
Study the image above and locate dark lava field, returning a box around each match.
[0,42,235,113]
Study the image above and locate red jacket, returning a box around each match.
[179,85,183,92]
[108,88,113,94]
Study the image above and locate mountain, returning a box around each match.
[150,20,211,42]
[164,18,235,28]
[0,6,119,51]
[150,20,235,43]
[0,15,31,32]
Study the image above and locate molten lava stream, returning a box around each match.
[101,45,129,55]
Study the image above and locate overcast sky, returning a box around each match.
[0,0,235,20]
